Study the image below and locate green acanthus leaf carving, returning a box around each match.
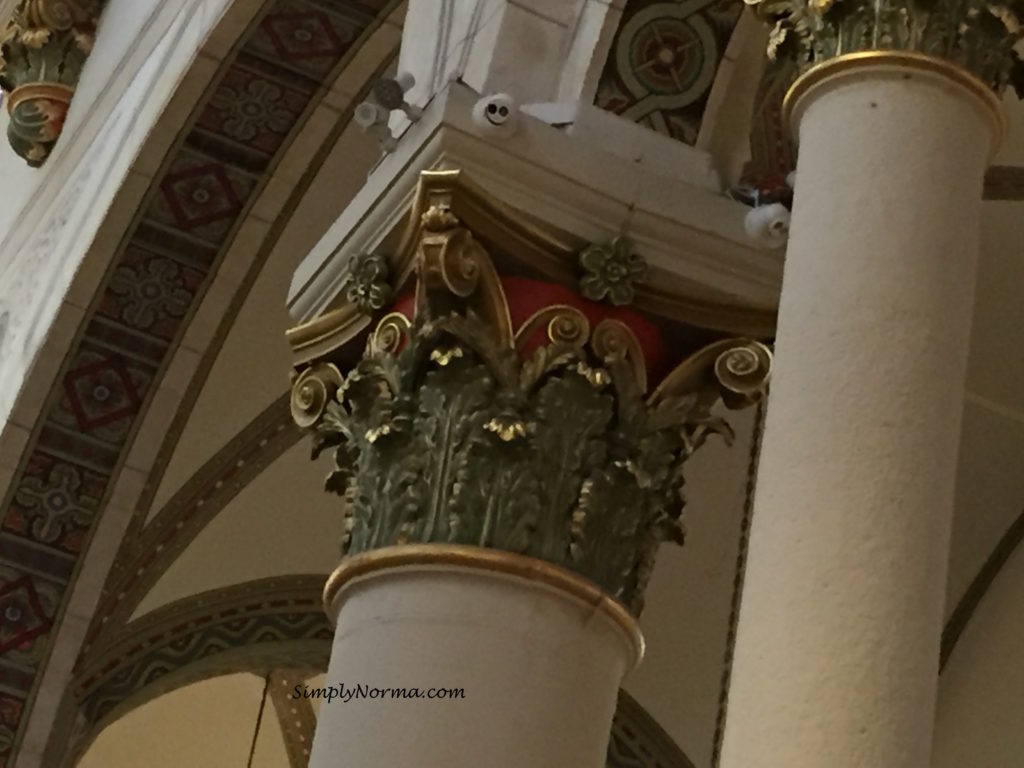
[302,308,765,613]
[291,205,772,614]
[745,0,1024,92]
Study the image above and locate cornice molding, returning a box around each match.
[287,83,783,341]
[287,166,779,367]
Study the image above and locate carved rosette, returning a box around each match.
[0,0,106,165]
[291,195,772,614]
[747,0,1024,95]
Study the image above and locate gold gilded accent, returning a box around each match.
[286,306,369,366]
[421,203,460,232]
[430,346,464,366]
[371,312,411,355]
[484,417,531,442]
[574,362,611,388]
[6,82,72,113]
[413,199,515,348]
[290,363,344,428]
[650,339,772,409]
[322,544,646,666]
[591,319,648,395]
[365,424,393,443]
[783,52,1007,155]
[514,304,591,352]
[286,170,778,364]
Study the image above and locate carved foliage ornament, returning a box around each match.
[343,251,393,315]
[579,236,648,307]
[747,0,1024,94]
[0,0,105,165]
[291,206,771,614]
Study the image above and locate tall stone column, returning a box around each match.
[290,172,771,768]
[719,7,1018,767]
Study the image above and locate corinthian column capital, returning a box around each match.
[0,0,106,166]
[289,171,772,615]
[747,0,1024,97]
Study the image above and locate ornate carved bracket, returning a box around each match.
[290,172,772,615]
[0,0,106,166]
[746,0,1024,95]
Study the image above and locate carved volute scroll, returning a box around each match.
[0,0,106,165]
[290,174,772,615]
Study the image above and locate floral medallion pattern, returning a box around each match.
[202,66,311,156]
[344,251,393,314]
[595,0,744,144]
[209,76,294,143]
[100,248,204,341]
[9,461,103,554]
[0,0,392,764]
[579,237,648,306]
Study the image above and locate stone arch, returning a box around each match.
[0,0,403,763]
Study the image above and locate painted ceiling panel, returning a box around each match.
[132,442,342,619]
[595,0,744,145]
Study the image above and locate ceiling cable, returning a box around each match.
[246,675,271,768]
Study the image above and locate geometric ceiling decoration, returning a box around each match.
[595,0,744,145]
[73,576,333,730]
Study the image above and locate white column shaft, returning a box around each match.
[720,67,993,768]
[309,561,639,768]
